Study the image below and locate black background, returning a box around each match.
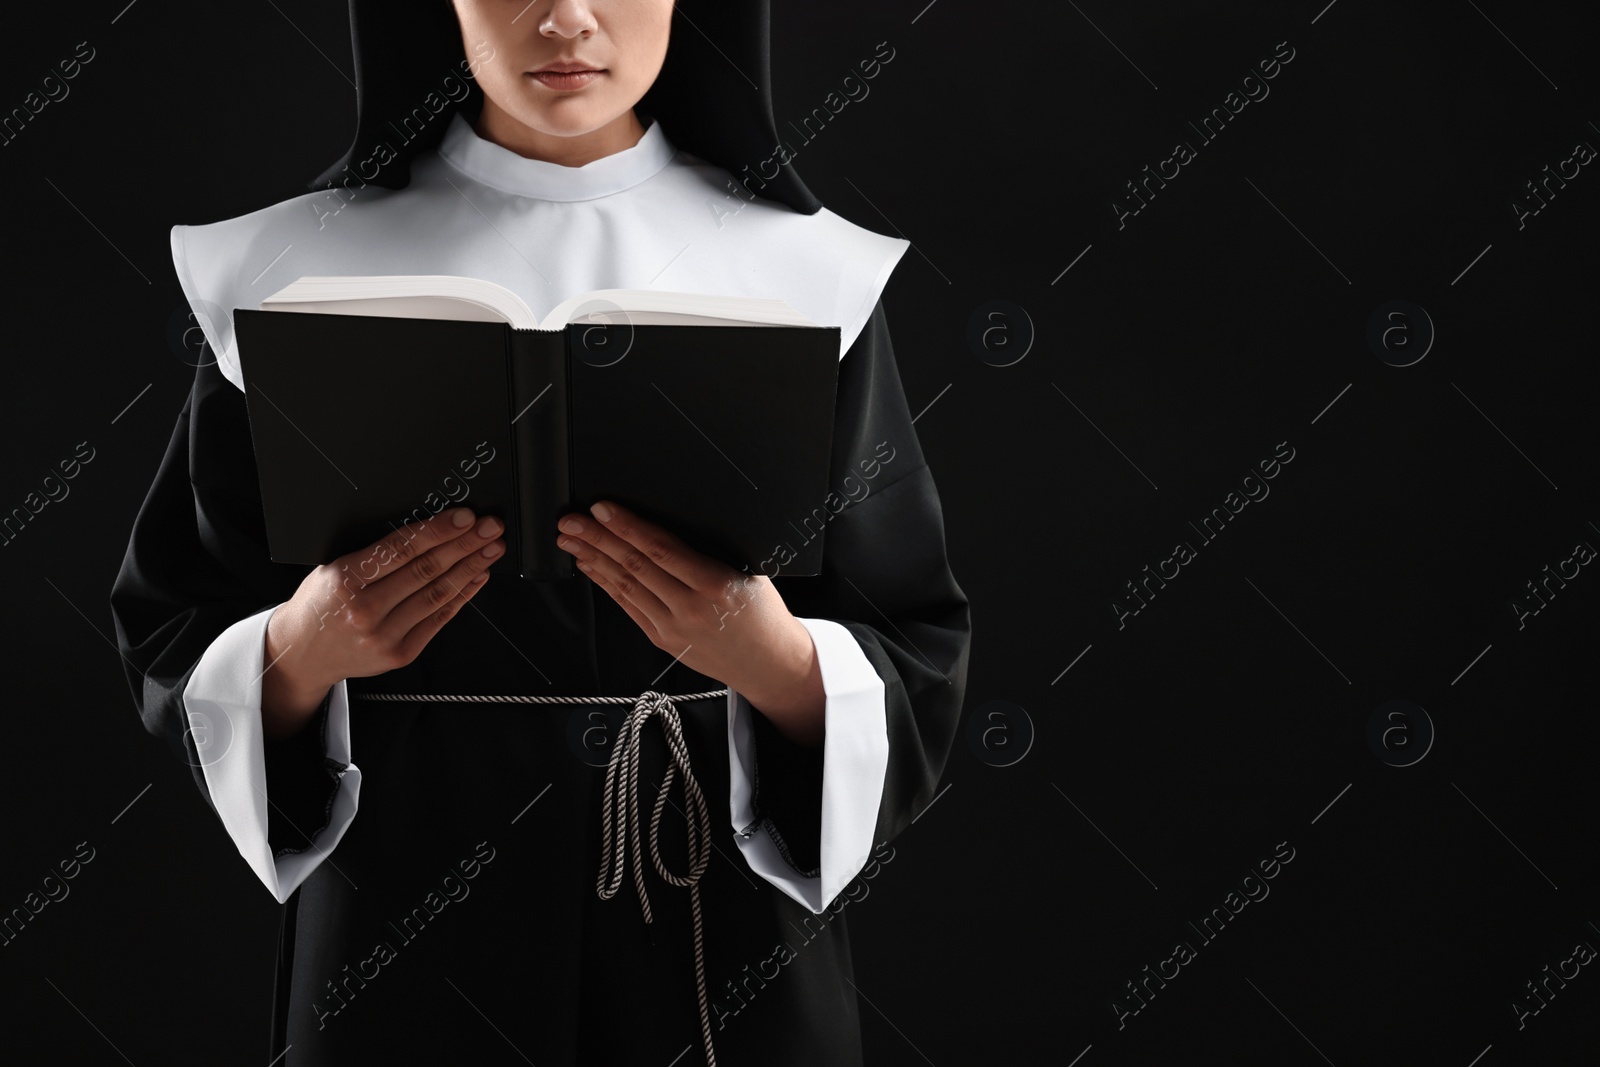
[2,1,1597,1064]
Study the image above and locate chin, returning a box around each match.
[516,103,613,139]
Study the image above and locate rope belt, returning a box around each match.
[356,687,731,1066]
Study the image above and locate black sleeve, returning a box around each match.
[744,300,973,875]
[109,357,346,856]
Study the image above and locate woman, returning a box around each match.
[111,1,970,1063]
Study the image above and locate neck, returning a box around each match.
[472,101,648,168]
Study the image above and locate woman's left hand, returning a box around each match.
[555,500,825,745]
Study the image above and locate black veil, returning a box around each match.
[310,0,822,214]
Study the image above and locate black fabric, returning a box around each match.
[264,692,345,859]
[314,0,823,215]
[110,300,970,1065]
[749,705,825,875]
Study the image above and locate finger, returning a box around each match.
[394,568,493,666]
[382,532,506,638]
[561,532,673,626]
[586,500,718,589]
[555,504,690,607]
[341,507,477,589]
[581,564,663,646]
[364,514,505,618]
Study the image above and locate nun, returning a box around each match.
[110,1,971,1063]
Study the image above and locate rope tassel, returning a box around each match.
[596,690,720,1067]
[356,686,729,1065]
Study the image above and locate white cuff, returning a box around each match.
[182,604,360,904]
[726,617,888,914]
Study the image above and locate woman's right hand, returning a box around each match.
[260,507,506,740]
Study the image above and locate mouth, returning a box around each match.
[528,65,605,90]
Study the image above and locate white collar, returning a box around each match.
[436,112,678,202]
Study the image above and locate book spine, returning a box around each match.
[508,329,574,580]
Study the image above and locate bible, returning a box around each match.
[232,276,842,581]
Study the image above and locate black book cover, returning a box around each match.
[232,308,840,581]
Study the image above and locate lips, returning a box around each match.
[529,69,603,90]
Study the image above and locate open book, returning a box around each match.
[235,276,842,581]
[261,275,821,329]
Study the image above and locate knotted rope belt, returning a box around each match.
[356,688,731,1066]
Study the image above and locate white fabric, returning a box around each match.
[727,617,888,913]
[173,111,903,910]
[171,112,910,393]
[183,605,358,905]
